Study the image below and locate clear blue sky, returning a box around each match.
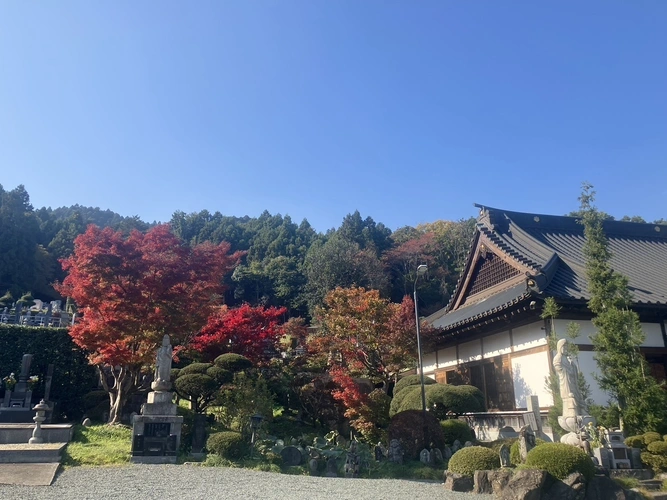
[2,2,666,232]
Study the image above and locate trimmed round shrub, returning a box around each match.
[647,440,667,455]
[448,446,500,477]
[393,375,436,397]
[391,383,486,418]
[214,353,252,372]
[180,363,213,375]
[641,452,667,472]
[644,432,662,446]
[174,373,218,398]
[509,438,546,465]
[524,443,595,480]
[206,365,233,385]
[388,410,445,460]
[440,419,475,445]
[207,431,246,459]
[625,435,644,449]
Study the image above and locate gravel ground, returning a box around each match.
[0,465,480,500]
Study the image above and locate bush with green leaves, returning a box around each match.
[393,375,436,397]
[509,438,546,465]
[644,432,662,446]
[212,373,274,435]
[440,419,475,445]
[447,446,500,477]
[214,353,252,372]
[624,435,644,449]
[390,383,486,418]
[524,443,595,480]
[173,361,234,414]
[206,431,246,459]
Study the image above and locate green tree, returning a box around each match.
[579,183,667,433]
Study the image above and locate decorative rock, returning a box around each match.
[280,445,303,466]
[473,470,493,494]
[496,468,547,500]
[542,472,586,500]
[443,471,473,492]
[499,443,511,467]
[519,424,536,463]
[81,417,92,427]
[585,475,644,500]
[488,469,513,494]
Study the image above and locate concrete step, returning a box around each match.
[0,424,73,444]
[640,479,665,491]
[0,443,67,463]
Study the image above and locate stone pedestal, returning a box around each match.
[130,391,182,464]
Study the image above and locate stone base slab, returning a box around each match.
[0,442,67,463]
[130,455,178,464]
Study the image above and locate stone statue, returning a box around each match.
[553,339,585,417]
[518,425,536,463]
[152,335,173,392]
[388,439,404,465]
[499,443,511,467]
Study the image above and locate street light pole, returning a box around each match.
[413,264,428,448]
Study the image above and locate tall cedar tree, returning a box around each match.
[310,287,436,433]
[580,184,667,433]
[192,303,288,364]
[56,224,243,424]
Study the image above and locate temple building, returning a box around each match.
[423,205,667,412]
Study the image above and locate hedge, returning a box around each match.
[390,383,486,418]
[393,375,436,397]
[448,446,500,477]
[207,431,246,459]
[440,419,475,445]
[0,325,97,420]
[524,443,595,480]
[388,410,445,460]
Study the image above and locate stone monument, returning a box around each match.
[553,339,595,448]
[0,354,36,423]
[130,335,183,463]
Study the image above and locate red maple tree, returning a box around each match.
[192,303,288,364]
[55,224,243,423]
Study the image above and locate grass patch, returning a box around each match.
[62,424,132,466]
[613,477,640,490]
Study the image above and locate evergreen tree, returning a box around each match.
[579,183,667,433]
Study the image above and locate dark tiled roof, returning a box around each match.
[429,205,667,332]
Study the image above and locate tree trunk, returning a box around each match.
[98,365,137,425]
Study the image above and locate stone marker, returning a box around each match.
[419,448,430,465]
[325,456,338,477]
[518,424,536,463]
[431,447,443,464]
[280,445,303,466]
[387,438,404,464]
[443,445,452,460]
[499,443,511,467]
[81,417,92,427]
[464,440,473,448]
[344,441,360,478]
[308,449,320,476]
[452,439,461,453]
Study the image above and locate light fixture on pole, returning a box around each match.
[413,264,428,448]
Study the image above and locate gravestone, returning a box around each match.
[388,438,404,464]
[0,354,36,423]
[280,446,303,466]
[308,449,320,476]
[130,336,183,464]
[325,456,338,477]
[190,414,207,457]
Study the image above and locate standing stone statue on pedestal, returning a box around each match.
[553,339,594,448]
[131,335,183,463]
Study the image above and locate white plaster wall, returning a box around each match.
[553,319,664,348]
[422,351,437,374]
[437,347,458,368]
[511,350,554,408]
[483,331,511,358]
[512,323,547,352]
[458,339,482,363]
[575,351,609,405]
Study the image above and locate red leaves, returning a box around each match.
[55,224,243,367]
[192,303,288,364]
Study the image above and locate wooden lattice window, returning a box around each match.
[467,252,520,296]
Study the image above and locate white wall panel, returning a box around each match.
[458,339,482,363]
[641,323,665,347]
[483,332,511,358]
[511,350,553,408]
[554,319,665,348]
[512,323,547,352]
[576,351,608,405]
[437,347,458,368]
[422,351,437,374]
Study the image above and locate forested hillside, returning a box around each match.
[0,184,477,317]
